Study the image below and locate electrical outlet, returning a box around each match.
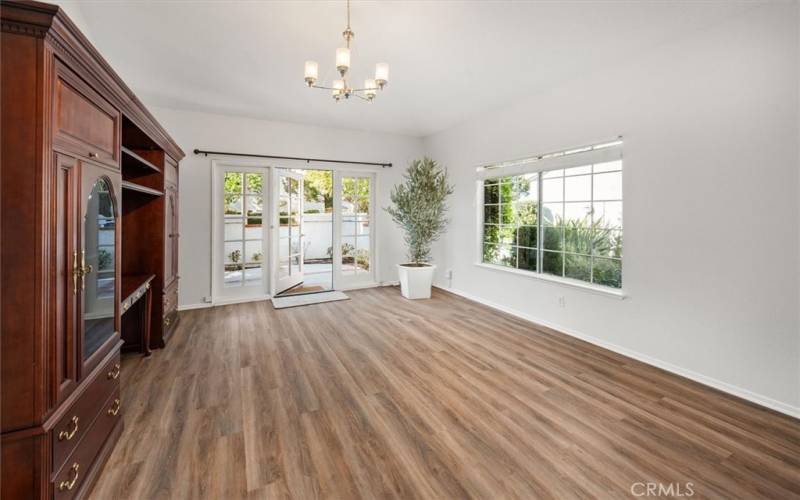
[558,296,566,308]
[203,296,212,303]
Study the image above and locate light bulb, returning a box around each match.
[304,60,318,86]
[336,47,350,75]
[332,79,344,100]
[375,62,389,88]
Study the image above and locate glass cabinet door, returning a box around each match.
[82,176,117,362]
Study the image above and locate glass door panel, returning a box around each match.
[223,171,265,288]
[82,176,117,362]
[334,172,374,287]
[273,169,304,295]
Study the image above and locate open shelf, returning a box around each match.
[122,180,163,197]
[122,146,161,174]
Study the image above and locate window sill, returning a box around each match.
[473,262,627,299]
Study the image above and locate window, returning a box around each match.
[480,142,622,289]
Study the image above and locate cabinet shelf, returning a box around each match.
[121,180,163,197]
[122,146,161,173]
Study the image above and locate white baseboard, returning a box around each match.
[177,302,213,311]
[435,285,800,419]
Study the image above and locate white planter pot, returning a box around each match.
[397,263,436,299]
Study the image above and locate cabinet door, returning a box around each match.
[165,185,179,287]
[78,161,121,379]
[54,154,80,404]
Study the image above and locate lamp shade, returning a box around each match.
[304,60,318,80]
[336,48,351,71]
[375,62,389,83]
[365,79,377,98]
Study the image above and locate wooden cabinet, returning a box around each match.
[1,2,184,498]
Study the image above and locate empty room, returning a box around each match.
[2,0,799,498]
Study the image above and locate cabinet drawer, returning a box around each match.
[51,351,120,473]
[53,60,120,168]
[52,388,121,500]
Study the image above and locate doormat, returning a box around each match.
[272,291,350,309]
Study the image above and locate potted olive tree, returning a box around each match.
[385,157,453,299]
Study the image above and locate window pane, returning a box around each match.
[483,224,499,244]
[563,202,592,224]
[542,178,564,202]
[497,225,516,246]
[484,183,499,204]
[247,196,263,220]
[592,201,622,229]
[542,251,563,276]
[564,175,591,201]
[564,227,591,255]
[244,264,261,284]
[542,169,563,179]
[564,254,591,282]
[224,172,243,193]
[355,235,370,272]
[497,245,516,267]
[245,240,262,263]
[224,264,242,287]
[224,222,243,240]
[542,203,563,227]
[517,247,537,272]
[514,176,537,201]
[500,204,514,224]
[593,160,622,173]
[517,225,537,248]
[245,173,263,194]
[224,241,242,264]
[484,205,499,224]
[484,177,499,185]
[499,180,513,204]
[342,236,356,269]
[356,197,370,215]
[342,218,357,236]
[592,257,622,288]
[593,229,622,258]
[593,171,622,200]
[278,259,289,278]
[483,242,500,264]
[565,165,592,176]
[357,219,370,235]
[514,200,537,225]
[244,222,262,240]
[543,227,563,251]
[224,194,242,216]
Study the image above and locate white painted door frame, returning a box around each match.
[271,168,305,296]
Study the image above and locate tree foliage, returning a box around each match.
[385,157,454,264]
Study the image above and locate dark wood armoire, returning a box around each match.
[1,1,184,498]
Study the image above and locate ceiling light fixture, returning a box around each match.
[303,0,389,102]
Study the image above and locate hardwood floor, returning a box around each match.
[89,287,800,499]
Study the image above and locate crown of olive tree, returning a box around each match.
[385,157,454,264]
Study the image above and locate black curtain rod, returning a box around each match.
[193,148,392,168]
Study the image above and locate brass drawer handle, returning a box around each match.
[59,463,80,491]
[123,301,130,311]
[107,398,121,417]
[88,151,98,158]
[58,416,79,441]
[107,363,121,380]
[164,317,171,327]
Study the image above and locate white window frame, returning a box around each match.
[474,140,626,299]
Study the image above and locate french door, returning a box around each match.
[214,166,268,302]
[333,171,375,288]
[272,169,304,295]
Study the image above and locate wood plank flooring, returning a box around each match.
[89,287,800,499]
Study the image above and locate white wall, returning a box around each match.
[147,106,423,308]
[425,2,800,414]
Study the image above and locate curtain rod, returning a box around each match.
[193,149,392,168]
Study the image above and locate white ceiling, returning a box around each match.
[65,0,758,137]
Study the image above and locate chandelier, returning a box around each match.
[303,0,389,102]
